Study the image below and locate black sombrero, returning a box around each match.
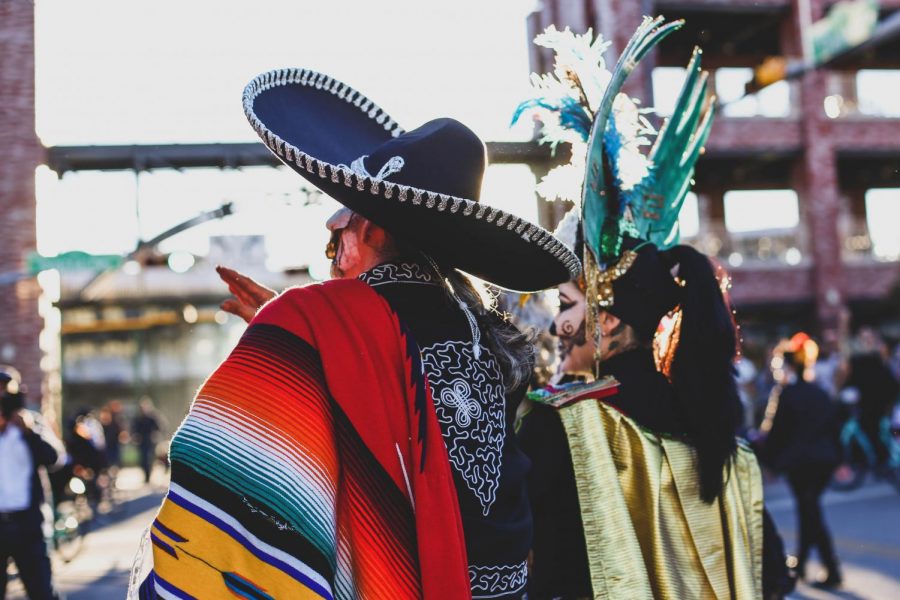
[242,68,580,292]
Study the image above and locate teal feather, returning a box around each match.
[581,16,684,265]
[511,96,593,143]
[638,47,715,250]
[514,18,714,264]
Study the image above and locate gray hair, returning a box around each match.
[445,269,536,394]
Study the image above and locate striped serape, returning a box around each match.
[129,279,470,599]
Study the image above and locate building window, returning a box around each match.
[653,67,792,118]
[856,70,900,118]
[679,191,700,238]
[721,190,802,266]
[865,189,900,259]
[715,68,791,118]
[652,67,687,117]
[724,189,800,233]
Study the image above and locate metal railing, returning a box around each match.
[686,221,808,267]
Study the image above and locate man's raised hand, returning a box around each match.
[215,266,277,323]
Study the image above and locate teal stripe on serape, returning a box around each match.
[170,429,336,564]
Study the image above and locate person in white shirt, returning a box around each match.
[0,367,62,600]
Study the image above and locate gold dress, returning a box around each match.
[544,380,764,599]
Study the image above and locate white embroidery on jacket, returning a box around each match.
[421,340,505,515]
[468,562,528,598]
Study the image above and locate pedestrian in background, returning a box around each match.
[64,408,108,508]
[0,366,64,600]
[99,400,126,473]
[843,327,899,471]
[757,333,843,589]
[131,397,161,484]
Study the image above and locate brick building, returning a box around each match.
[529,0,900,350]
[0,0,45,407]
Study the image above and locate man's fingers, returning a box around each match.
[216,265,274,307]
[216,265,241,286]
[218,267,249,298]
[249,284,276,305]
[220,299,256,324]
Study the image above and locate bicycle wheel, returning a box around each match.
[53,510,85,563]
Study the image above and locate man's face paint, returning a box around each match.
[325,208,359,279]
[551,281,596,375]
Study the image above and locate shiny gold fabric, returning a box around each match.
[558,400,764,600]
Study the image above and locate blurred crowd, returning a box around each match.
[738,325,900,467]
[739,324,899,587]
[58,396,167,505]
[1,367,168,600]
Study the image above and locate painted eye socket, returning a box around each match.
[559,301,575,312]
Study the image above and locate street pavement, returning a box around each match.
[5,467,166,600]
[766,476,900,599]
[6,470,898,598]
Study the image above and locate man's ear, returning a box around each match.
[360,219,390,249]
[598,311,621,336]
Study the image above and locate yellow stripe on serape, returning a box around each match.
[152,498,326,599]
[559,400,763,600]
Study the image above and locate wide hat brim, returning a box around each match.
[242,68,580,292]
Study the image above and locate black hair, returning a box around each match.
[1,391,25,419]
[445,268,536,394]
[664,245,742,504]
[785,349,807,373]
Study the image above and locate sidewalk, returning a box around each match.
[5,467,167,600]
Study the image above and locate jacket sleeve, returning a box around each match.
[26,428,62,468]
[27,413,68,471]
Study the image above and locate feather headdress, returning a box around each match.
[514,16,715,330]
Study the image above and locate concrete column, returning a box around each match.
[0,0,44,406]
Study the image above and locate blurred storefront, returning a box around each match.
[52,236,310,431]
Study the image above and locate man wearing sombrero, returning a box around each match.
[128,70,578,599]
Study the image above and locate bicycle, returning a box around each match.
[831,405,900,492]
[48,469,94,562]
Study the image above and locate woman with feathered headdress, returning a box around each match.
[514,18,794,599]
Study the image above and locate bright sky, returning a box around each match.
[34,0,541,272]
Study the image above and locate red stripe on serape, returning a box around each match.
[200,339,340,483]
[252,280,470,599]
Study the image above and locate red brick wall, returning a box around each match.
[843,263,900,301]
[730,266,814,305]
[0,0,44,406]
[705,118,802,154]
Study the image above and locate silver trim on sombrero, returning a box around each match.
[242,67,582,281]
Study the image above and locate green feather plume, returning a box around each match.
[636,47,715,250]
[516,17,715,266]
[581,16,684,265]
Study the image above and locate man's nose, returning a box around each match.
[326,207,354,232]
